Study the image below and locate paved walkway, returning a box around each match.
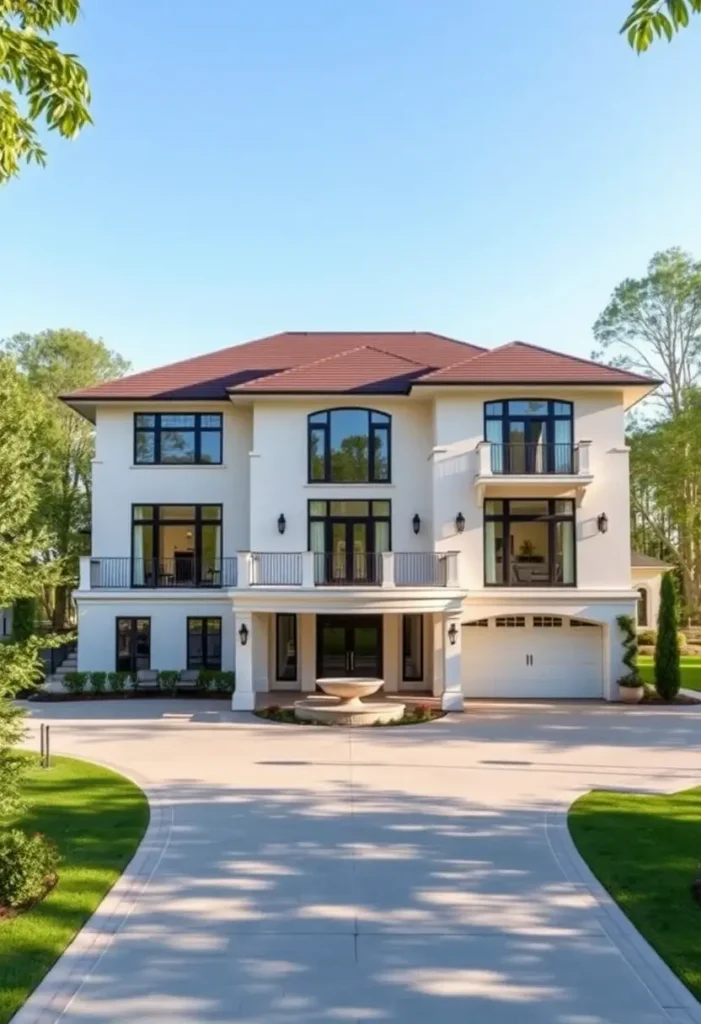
[15,699,701,1024]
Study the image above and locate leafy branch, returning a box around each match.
[622,0,701,51]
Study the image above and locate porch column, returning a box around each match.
[232,611,254,711]
[432,613,444,698]
[442,613,464,712]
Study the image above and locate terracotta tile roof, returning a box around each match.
[229,345,428,393]
[64,332,485,401]
[631,551,673,569]
[416,341,661,386]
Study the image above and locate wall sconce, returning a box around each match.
[455,512,465,534]
[238,623,249,646]
[277,513,286,535]
[447,622,458,646]
[412,513,421,535]
[597,513,609,534]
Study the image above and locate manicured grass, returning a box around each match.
[638,655,701,691]
[569,787,701,1002]
[0,756,149,1024]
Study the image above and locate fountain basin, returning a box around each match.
[294,678,405,726]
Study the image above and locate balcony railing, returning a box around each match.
[489,442,578,475]
[89,557,238,589]
[394,552,449,586]
[250,552,303,586]
[313,552,383,586]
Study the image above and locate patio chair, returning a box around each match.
[178,670,200,690]
[135,669,159,690]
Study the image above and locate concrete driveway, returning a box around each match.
[15,699,701,1024]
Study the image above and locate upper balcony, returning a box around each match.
[474,440,593,505]
[81,551,461,592]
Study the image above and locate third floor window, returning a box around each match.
[485,400,573,474]
[134,413,222,465]
[308,408,390,483]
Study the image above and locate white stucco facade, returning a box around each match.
[75,383,644,709]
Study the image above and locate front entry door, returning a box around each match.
[317,615,383,679]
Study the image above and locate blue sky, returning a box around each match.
[1,1,700,373]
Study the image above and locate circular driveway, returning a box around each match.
[16,699,701,1024]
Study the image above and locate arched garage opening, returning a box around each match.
[461,615,604,699]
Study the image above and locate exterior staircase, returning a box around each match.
[43,649,77,694]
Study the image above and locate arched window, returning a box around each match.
[484,399,573,473]
[308,409,391,483]
[637,587,649,627]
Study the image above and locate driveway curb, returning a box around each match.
[11,757,172,1024]
[546,808,701,1024]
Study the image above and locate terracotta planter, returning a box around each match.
[619,685,644,704]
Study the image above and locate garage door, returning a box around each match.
[461,616,603,698]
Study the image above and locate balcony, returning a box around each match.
[81,551,460,591]
[475,440,593,505]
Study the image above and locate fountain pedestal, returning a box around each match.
[294,678,405,726]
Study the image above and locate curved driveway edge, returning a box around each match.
[546,809,701,1024]
[11,758,172,1024]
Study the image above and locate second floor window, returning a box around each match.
[132,504,222,586]
[308,408,390,483]
[135,413,223,465]
[485,400,573,474]
[484,498,576,587]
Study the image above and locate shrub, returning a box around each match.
[107,671,128,693]
[413,703,433,721]
[200,670,235,693]
[0,829,59,909]
[89,671,107,694]
[63,671,89,695]
[11,597,36,642]
[158,670,180,695]
[678,632,688,648]
[655,573,681,700]
[637,628,657,646]
[616,615,641,688]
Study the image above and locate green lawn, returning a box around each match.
[0,755,149,1024]
[638,654,701,692]
[569,787,701,1002]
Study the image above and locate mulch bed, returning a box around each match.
[640,691,700,705]
[29,690,232,702]
[255,706,445,726]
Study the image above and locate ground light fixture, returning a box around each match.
[448,622,458,646]
[455,511,465,533]
[238,623,249,646]
[412,513,421,535]
[277,513,286,534]
[597,513,609,534]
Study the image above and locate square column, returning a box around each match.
[442,613,463,712]
[232,611,254,711]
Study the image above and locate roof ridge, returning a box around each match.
[417,345,496,379]
[229,343,427,391]
[502,340,658,381]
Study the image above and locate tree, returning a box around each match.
[655,571,681,699]
[0,356,60,816]
[0,0,91,184]
[3,329,130,628]
[623,1,701,52]
[593,248,701,417]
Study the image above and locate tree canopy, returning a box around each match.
[622,0,701,51]
[0,0,91,184]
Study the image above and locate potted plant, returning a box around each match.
[517,539,544,564]
[617,615,644,704]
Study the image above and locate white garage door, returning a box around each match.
[461,617,603,699]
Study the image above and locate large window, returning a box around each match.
[308,408,390,483]
[132,505,222,586]
[484,400,573,474]
[116,618,150,673]
[484,499,576,587]
[135,413,222,465]
[276,614,298,681]
[402,614,423,682]
[187,617,222,670]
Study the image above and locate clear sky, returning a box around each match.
[1,1,700,373]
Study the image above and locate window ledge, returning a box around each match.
[304,482,395,489]
[130,464,227,470]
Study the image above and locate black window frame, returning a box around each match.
[275,613,298,682]
[115,617,151,673]
[186,616,222,670]
[637,587,649,627]
[131,503,223,587]
[484,498,577,588]
[484,399,573,474]
[134,412,223,466]
[307,408,391,483]
[402,613,424,682]
[307,500,392,553]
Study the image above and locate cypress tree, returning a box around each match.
[655,572,680,700]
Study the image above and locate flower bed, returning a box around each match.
[256,703,445,726]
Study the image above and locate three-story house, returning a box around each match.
[64,331,659,710]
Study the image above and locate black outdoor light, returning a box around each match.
[597,513,609,534]
[412,513,421,535]
[448,622,458,646]
[277,513,286,535]
[238,622,249,646]
[455,511,466,534]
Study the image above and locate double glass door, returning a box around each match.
[317,615,383,679]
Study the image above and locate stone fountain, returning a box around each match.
[294,678,405,726]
